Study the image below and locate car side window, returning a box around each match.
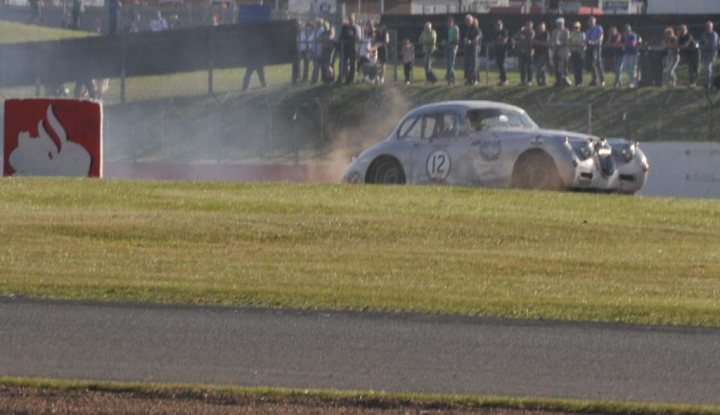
[422,112,457,140]
[397,116,422,140]
[467,108,535,131]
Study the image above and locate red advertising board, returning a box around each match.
[4,99,102,177]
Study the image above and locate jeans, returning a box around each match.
[424,52,437,82]
[518,53,533,84]
[242,63,266,91]
[702,55,715,89]
[570,51,583,86]
[338,43,356,83]
[535,51,549,85]
[300,51,312,82]
[586,45,604,85]
[683,53,699,85]
[464,45,478,84]
[403,62,412,82]
[665,54,679,85]
[616,54,637,86]
[496,51,507,82]
[311,56,321,84]
[553,52,568,87]
[74,78,96,99]
[445,46,458,83]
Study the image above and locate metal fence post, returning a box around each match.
[705,91,715,140]
[391,29,398,83]
[120,33,126,104]
[208,30,214,96]
[587,103,593,135]
[485,44,490,87]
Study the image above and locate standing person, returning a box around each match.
[663,26,679,87]
[513,20,535,86]
[318,21,336,84]
[677,24,699,87]
[297,21,314,83]
[338,15,360,84]
[374,24,389,84]
[443,15,460,85]
[585,16,604,86]
[534,22,550,86]
[569,21,586,86]
[401,38,415,85]
[70,0,84,29]
[419,21,438,84]
[493,20,510,86]
[606,26,624,87]
[108,0,121,35]
[699,21,719,90]
[310,19,325,84]
[550,17,570,87]
[28,0,40,24]
[463,14,481,86]
[124,11,141,33]
[239,0,271,91]
[149,10,168,32]
[74,77,96,100]
[358,27,377,82]
[617,24,639,88]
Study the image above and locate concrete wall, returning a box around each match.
[638,142,720,199]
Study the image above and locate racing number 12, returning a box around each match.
[427,150,450,181]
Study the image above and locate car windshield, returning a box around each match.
[466,108,538,131]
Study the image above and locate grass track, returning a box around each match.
[1,179,719,327]
[1,377,719,415]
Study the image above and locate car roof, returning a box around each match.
[407,100,526,116]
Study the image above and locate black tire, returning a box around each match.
[365,156,406,184]
[511,151,564,190]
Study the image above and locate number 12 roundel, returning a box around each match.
[426,150,451,181]
[3,99,103,177]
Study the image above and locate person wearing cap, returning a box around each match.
[569,21,586,86]
[585,16,604,86]
[551,16,570,87]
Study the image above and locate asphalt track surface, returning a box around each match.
[1,297,719,406]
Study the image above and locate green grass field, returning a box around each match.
[3,376,720,415]
[0,20,93,44]
[1,179,719,327]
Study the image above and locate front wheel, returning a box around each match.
[365,156,406,184]
[511,152,564,190]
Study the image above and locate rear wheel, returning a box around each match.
[511,151,564,190]
[365,156,406,184]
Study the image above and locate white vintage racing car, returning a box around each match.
[342,100,649,193]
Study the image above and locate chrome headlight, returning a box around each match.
[576,139,594,160]
[621,142,637,162]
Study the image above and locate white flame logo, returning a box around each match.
[9,105,92,177]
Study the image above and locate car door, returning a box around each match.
[410,111,467,185]
[465,108,529,187]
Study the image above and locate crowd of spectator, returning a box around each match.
[293,14,720,90]
[293,14,391,85]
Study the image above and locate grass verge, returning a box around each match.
[1,179,719,327]
[1,376,719,415]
